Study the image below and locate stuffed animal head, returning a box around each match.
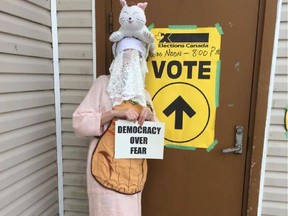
[119,0,148,31]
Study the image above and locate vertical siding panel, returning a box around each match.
[0,0,58,215]
[261,1,288,216]
[57,0,93,214]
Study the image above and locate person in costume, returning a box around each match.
[73,1,156,215]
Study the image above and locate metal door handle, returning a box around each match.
[222,126,243,154]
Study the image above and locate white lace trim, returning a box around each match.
[107,49,148,107]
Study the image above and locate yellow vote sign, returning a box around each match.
[146,25,223,150]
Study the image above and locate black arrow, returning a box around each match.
[163,96,196,130]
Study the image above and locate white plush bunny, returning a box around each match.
[110,0,155,55]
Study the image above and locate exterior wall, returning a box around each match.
[261,0,288,215]
[57,0,93,215]
[0,0,58,215]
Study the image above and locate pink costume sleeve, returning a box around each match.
[72,75,112,138]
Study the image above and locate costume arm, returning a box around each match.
[72,76,109,138]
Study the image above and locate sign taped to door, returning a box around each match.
[146,24,223,150]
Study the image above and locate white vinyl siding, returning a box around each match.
[57,0,93,215]
[0,0,58,215]
[261,0,288,215]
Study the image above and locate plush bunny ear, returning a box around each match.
[120,0,126,7]
[137,2,148,10]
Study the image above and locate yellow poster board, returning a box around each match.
[146,24,223,150]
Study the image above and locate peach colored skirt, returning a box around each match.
[87,139,142,216]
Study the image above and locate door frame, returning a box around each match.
[244,0,280,215]
[95,0,280,214]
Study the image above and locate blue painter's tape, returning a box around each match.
[168,25,198,29]
[206,140,219,152]
[215,23,224,35]
[215,61,221,108]
[148,23,155,31]
[165,144,197,151]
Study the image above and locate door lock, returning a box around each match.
[222,126,243,154]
